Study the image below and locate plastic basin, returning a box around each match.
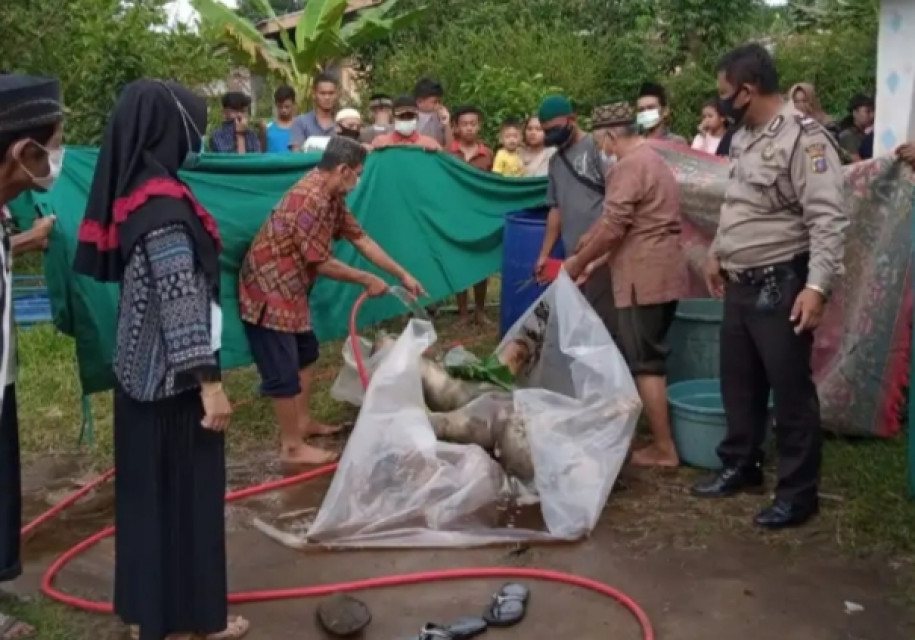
[667,298,724,384]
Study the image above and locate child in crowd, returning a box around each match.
[520,116,555,177]
[448,105,493,324]
[492,119,525,177]
[691,99,728,155]
[263,85,297,153]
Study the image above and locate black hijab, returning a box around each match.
[73,79,221,288]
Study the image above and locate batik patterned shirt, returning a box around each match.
[238,170,366,333]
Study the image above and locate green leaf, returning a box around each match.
[446,354,516,391]
[294,0,348,56]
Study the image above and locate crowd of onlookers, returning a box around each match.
[208,72,879,170]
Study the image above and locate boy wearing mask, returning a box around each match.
[636,82,687,146]
[371,96,441,150]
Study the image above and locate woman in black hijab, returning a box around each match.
[74,80,249,640]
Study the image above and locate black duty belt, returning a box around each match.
[722,253,809,286]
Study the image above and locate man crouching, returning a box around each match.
[239,137,425,464]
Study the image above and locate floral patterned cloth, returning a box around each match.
[652,141,913,437]
[238,170,366,333]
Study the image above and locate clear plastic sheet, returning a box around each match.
[310,272,642,547]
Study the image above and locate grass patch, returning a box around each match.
[7,277,915,635]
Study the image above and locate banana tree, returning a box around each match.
[192,0,425,100]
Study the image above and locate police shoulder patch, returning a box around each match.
[797,115,822,135]
[805,142,828,174]
[767,115,784,133]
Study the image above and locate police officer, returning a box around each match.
[691,44,848,529]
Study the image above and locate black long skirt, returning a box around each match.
[0,384,22,583]
[113,388,228,640]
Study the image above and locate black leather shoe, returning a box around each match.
[690,466,764,498]
[754,499,819,530]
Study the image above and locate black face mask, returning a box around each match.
[544,124,574,148]
[339,127,361,140]
[718,88,749,126]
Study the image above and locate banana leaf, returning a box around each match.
[446,353,515,391]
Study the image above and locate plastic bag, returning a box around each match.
[308,272,641,547]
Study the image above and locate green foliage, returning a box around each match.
[194,0,425,105]
[357,0,878,144]
[236,0,304,23]
[456,66,562,142]
[0,0,228,146]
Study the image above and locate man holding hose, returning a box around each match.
[239,137,425,465]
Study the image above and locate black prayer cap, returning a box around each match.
[0,75,63,134]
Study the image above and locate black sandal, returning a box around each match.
[316,594,372,637]
[409,617,488,639]
[482,583,530,627]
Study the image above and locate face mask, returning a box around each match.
[339,127,361,140]
[21,144,64,191]
[718,88,749,126]
[601,151,617,167]
[394,118,418,136]
[544,124,573,148]
[636,109,662,131]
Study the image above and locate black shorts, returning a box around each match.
[615,301,678,376]
[243,322,320,398]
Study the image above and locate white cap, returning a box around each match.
[335,108,361,123]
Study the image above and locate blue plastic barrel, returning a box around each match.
[668,379,773,470]
[666,298,724,384]
[12,275,51,327]
[499,208,565,336]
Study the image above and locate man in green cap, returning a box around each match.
[534,95,615,333]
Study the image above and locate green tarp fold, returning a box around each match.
[11,147,548,394]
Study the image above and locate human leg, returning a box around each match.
[456,291,470,323]
[747,274,820,527]
[243,323,335,464]
[0,385,32,639]
[692,282,769,497]
[295,331,341,437]
[472,279,489,324]
[614,302,679,466]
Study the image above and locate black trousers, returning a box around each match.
[716,272,821,504]
[0,384,22,583]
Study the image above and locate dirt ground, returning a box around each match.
[8,450,914,640]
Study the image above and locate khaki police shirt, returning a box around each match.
[711,102,848,294]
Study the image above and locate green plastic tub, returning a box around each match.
[668,379,773,470]
[667,298,724,384]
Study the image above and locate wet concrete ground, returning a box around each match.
[11,453,915,640]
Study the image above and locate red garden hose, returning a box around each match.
[23,290,655,639]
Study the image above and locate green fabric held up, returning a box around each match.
[9,146,548,395]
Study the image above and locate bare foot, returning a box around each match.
[303,420,343,437]
[280,443,339,465]
[473,312,490,326]
[629,444,680,468]
[204,615,250,639]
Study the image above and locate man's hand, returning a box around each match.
[790,287,825,334]
[896,143,915,170]
[31,215,56,249]
[421,139,441,152]
[576,254,609,285]
[234,114,249,134]
[533,255,549,284]
[438,105,450,126]
[563,255,583,282]
[362,273,389,297]
[704,255,725,298]
[399,273,427,298]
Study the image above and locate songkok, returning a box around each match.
[537,95,573,123]
[335,108,361,123]
[369,96,393,110]
[592,102,636,129]
[0,75,62,134]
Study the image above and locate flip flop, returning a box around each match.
[316,594,372,637]
[408,617,488,639]
[481,583,530,627]
[0,613,34,639]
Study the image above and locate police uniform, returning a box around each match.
[704,102,848,512]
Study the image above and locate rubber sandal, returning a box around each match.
[316,594,372,637]
[481,583,530,627]
[409,617,488,639]
[0,613,34,639]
